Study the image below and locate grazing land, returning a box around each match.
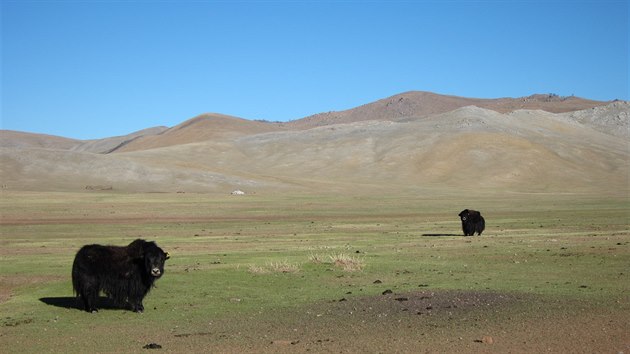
[1,190,628,353]
[0,92,628,352]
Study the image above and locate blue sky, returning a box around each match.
[2,1,628,140]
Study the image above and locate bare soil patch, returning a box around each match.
[161,290,630,353]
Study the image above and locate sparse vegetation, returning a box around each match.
[0,191,628,353]
[247,264,269,274]
[307,253,324,264]
[308,251,365,271]
[328,253,365,272]
[248,260,300,274]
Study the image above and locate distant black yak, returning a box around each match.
[458,209,485,236]
[72,239,169,313]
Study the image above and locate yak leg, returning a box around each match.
[128,296,144,313]
[128,289,146,313]
[80,279,99,313]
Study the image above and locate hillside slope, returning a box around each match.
[110,113,285,153]
[288,91,609,129]
[0,130,81,150]
[70,126,169,154]
[2,102,626,195]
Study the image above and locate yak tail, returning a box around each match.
[477,216,486,235]
[71,259,80,296]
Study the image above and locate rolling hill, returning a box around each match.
[0,92,627,195]
[0,130,81,150]
[111,113,285,153]
[287,91,609,129]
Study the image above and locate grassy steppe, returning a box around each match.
[1,191,628,353]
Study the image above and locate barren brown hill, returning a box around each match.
[1,101,626,195]
[219,105,627,194]
[563,100,629,138]
[71,126,168,154]
[288,91,610,129]
[0,130,81,150]
[1,92,610,154]
[111,113,285,153]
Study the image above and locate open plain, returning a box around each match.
[1,92,629,352]
[0,191,629,353]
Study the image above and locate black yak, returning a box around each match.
[458,209,485,236]
[72,239,169,313]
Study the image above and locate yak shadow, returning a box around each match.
[422,233,462,237]
[39,296,125,311]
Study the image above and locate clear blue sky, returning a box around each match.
[2,0,628,139]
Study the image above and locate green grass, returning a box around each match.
[0,191,628,352]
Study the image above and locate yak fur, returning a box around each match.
[458,209,485,236]
[72,239,169,313]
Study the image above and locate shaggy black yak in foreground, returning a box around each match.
[72,239,169,313]
[458,209,485,236]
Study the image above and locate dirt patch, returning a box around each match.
[324,289,514,317]
[162,290,629,353]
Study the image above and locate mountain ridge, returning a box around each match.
[287,91,610,129]
[1,91,626,195]
[1,91,613,150]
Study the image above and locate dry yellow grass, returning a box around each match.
[329,253,365,272]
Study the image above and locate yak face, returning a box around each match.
[146,252,166,277]
[459,209,482,223]
[141,242,170,278]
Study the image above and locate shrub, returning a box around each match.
[329,253,365,272]
[248,260,300,274]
